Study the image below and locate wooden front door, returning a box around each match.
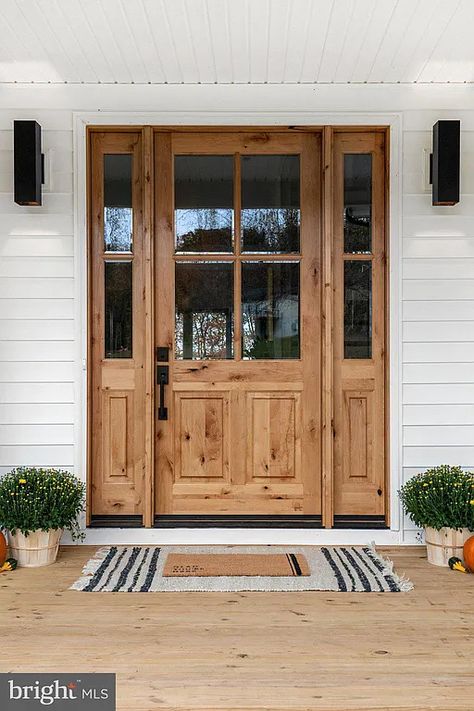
[154,132,322,517]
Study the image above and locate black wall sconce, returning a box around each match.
[430,119,460,206]
[14,120,44,206]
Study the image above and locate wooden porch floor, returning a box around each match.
[1,545,473,711]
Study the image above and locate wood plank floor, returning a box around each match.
[1,545,473,711]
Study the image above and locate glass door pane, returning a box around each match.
[175,155,234,253]
[175,261,234,360]
[241,261,300,359]
[241,155,300,253]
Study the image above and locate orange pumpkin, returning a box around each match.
[464,535,474,572]
[0,532,7,566]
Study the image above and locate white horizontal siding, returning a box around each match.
[402,117,474,517]
[0,113,75,478]
[0,403,74,425]
[403,404,474,425]
[0,446,74,467]
[403,342,474,363]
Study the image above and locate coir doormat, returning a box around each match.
[163,552,310,577]
[71,545,413,592]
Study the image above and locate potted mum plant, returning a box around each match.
[399,465,474,566]
[0,467,85,567]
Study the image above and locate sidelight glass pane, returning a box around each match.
[344,261,372,359]
[104,154,133,252]
[344,154,372,254]
[105,261,132,358]
[242,261,299,359]
[175,156,234,253]
[241,155,300,253]
[175,262,234,359]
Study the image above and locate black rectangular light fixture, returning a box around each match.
[14,120,44,206]
[431,119,460,206]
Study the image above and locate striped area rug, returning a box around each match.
[70,545,413,592]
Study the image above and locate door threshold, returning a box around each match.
[333,515,388,529]
[153,515,323,528]
[89,514,388,529]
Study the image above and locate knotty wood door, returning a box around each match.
[154,132,322,516]
[89,131,148,517]
[332,131,387,519]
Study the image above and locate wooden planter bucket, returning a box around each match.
[424,527,470,566]
[8,529,62,567]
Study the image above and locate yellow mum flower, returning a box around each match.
[19,478,26,484]
[470,500,474,505]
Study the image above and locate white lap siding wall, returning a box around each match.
[0,88,472,542]
[402,110,474,541]
[0,110,75,477]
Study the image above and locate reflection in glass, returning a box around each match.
[104,154,133,252]
[105,261,132,358]
[241,155,300,253]
[175,262,234,359]
[344,261,372,359]
[175,156,234,253]
[344,154,372,254]
[242,262,299,359]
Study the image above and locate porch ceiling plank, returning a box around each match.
[365,0,430,84]
[332,0,377,84]
[0,0,473,84]
[183,0,216,85]
[206,0,234,84]
[317,0,355,83]
[142,0,185,84]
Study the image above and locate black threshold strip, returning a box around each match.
[89,514,388,529]
[153,515,323,528]
[89,515,144,528]
[333,515,388,530]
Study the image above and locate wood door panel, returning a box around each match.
[102,390,135,481]
[247,392,301,480]
[343,388,373,480]
[174,392,230,481]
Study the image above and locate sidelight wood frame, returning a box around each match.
[86,124,390,530]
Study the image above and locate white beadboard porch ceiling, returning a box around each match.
[0,0,473,85]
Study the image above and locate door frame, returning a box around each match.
[76,112,402,540]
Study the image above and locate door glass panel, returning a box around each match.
[241,155,300,253]
[104,154,133,252]
[175,156,234,253]
[175,262,234,359]
[105,261,132,358]
[242,261,299,359]
[344,260,372,359]
[344,154,372,254]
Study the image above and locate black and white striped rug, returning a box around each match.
[71,545,413,592]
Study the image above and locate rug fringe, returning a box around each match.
[368,543,414,592]
[69,546,111,591]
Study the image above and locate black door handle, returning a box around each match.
[157,365,169,420]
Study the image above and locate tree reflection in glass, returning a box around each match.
[175,156,234,253]
[175,262,234,360]
[241,155,300,253]
[105,261,132,358]
[104,155,133,252]
[343,154,372,254]
[242,262,299,359]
